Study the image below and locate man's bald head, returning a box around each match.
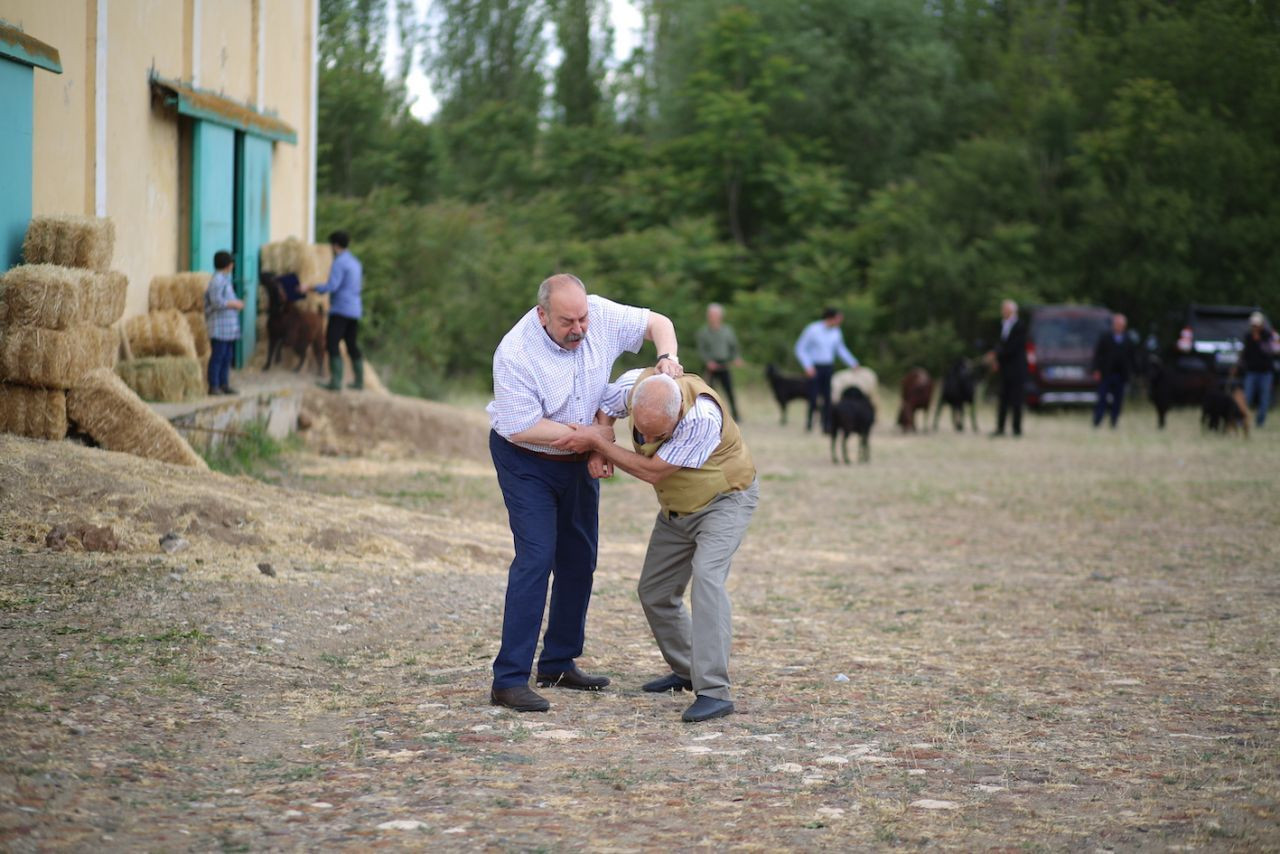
[536,274,590,350]
[633,374,681,442]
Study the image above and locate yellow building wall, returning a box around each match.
[11,2,89,218]
[7,0,313,319]
[263,0,313,249]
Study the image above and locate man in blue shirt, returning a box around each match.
[794,307,859,432]
[203,250,244,396]
[302,230,363,390]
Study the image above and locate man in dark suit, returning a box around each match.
[988,299,1027,437]
[1091,313,1137,428]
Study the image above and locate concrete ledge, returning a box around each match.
[150,373,309,451]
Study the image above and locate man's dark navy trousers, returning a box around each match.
[489,430,600,690]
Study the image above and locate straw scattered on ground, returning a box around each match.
[0,387,1277,851]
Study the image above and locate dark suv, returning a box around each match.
[1173,304,1274,375]
[1024,304,1113,408]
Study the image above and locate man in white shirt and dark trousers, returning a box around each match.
[487,274,682,713]
[552,369,758,722]
[794,307,859,432]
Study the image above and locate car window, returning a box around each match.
[1191,313,1253,341]
[1032,315,1109,349]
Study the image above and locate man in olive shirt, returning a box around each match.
[695,303,743,420]
[553,369,758,722]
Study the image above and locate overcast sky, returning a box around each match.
[384,0,645,121]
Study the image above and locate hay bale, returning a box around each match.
[86,270,128,326]
[0,324,116,389]
[0,383,68,440]
[125,309,197,358]
[149,272,210,313]
[22,215,115,271]
[183,310,211,360]
[67,369,207,469]
[115,357,204,403]
[0,265,128,329]
[260,237,315,282]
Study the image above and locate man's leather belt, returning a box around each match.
[509,442,589,463]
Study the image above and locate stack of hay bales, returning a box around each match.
[148,272,211,370]
[120,304,204,402]
[0,217,125,440]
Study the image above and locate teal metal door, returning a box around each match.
[190,121,235,274]
[235,133,271,366]
[0,59,34,270]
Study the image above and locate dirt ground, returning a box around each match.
[1,384,1278,851]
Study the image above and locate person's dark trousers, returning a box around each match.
[1092,374,1126,427]
[996,371,1025,435]
[208,338,236,391]
[326,314,361,360]
[707,367,740,420]
[805,363,835,431]
[489,431,600,691]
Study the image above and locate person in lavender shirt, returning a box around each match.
[486,273,682,712]
[301,230,363,390]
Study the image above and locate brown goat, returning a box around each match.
[263,273,326,375]
[897,367,934,433]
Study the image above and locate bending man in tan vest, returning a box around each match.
[553,368,759,722]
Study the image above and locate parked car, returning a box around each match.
[1165,303,1277,403]
[1023,304,1113,408]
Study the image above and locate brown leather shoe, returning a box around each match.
[536,665,610,691]
[490,685,550,712]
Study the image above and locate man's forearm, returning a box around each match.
[592,440,678,484]
[508,418,578,446]
[646,312,679,360]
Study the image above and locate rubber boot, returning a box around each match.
[319,355,343,391]
[348,357,364,390]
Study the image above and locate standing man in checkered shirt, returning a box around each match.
[487,273,683,712]
[552,368,758,722]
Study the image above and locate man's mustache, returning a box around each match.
[564,331,585,342]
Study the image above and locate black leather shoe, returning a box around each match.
[490,685,550,712]
[682,695,734,722]
[642,673,694,693]
[535,665,610,691]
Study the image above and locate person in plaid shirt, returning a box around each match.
[204,250,244,396]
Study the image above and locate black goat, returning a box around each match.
[932,357,979,432]
[765,363,809,425]
[829,387,875,464]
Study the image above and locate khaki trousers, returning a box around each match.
[638,479,759,701]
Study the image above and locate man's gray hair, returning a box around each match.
[708,302,724,313]
[634,373,682,423]
[1002,298,1018,313]
[537,274,587,312]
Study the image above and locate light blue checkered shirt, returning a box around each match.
[204,272,240,341]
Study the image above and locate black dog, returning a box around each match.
[1201,386,1248,436]
[932,357,979,432]
[765,363,809,425]
[829,387,875,464]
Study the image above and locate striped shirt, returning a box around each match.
[794,320,857,370]
[600,368,723,469]
[204,272,240,341]
[488,295,649,454]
